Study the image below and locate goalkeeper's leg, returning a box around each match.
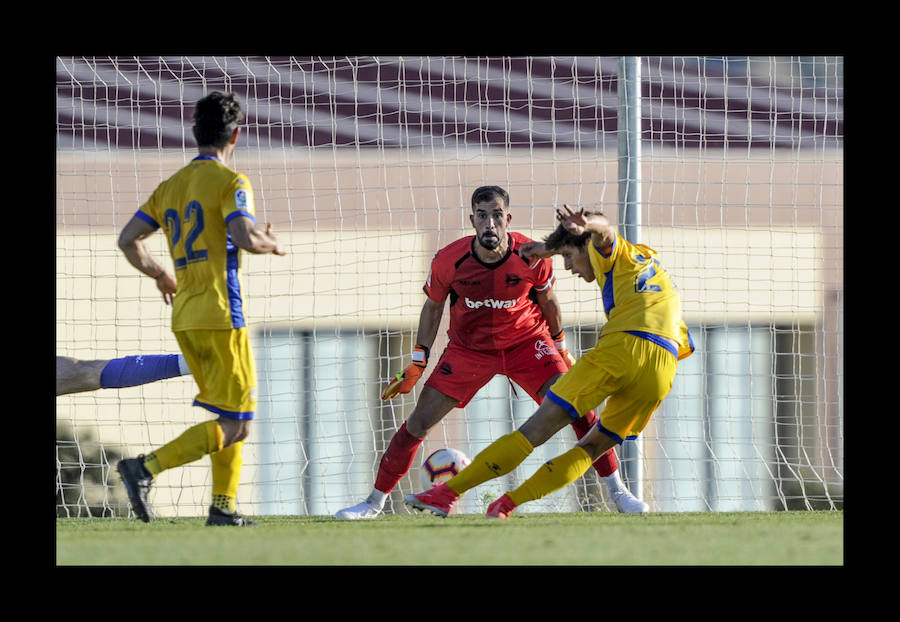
[335,386,459,519]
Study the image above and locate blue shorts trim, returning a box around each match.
[625,330,679,358]
[593,423,639,445]
[549,388,641,446]
[546,389,580,421]
[595,422,624,445]
[193,399,255,420]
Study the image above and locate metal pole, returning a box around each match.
[617,56,643,501]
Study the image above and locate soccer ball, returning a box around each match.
[420,448,471,489]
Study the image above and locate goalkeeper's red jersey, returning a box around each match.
[424,232,556,352]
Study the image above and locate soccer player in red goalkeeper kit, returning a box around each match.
[335,186,648,519]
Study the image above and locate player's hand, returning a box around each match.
[520,241,553,267]
[558,348,576,368]
[266,223,287,256]
[381,344,429,400]
[555,204,590,235]
[552,330,576,369]
[155,271,177,305]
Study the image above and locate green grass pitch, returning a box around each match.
[55,510,843,566]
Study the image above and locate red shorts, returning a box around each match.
[425,330,568,407]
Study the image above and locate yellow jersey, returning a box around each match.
[590,232,694,361]
[135,155,256,331]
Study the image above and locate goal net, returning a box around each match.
[55,56,843,517]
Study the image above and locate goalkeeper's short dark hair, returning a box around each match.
[471,185,510,209]
[193,91,243,148]
[543,213,606,251]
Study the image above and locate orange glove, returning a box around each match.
[381,344,430,400]
[553,330,576,369]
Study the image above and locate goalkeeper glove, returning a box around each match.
[552,330,576,369]
[381,344,430,400]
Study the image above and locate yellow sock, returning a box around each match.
[447,431,533,495]
[507,445,594,507]
[142,420,224,476]
[210,440,243,513]
[212,494,236,513]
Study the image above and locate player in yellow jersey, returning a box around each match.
[405,204,694,518]
[115,91,285,526]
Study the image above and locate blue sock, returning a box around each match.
[99,354,186,389]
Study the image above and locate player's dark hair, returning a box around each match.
[543,212,604,250]
[471,185,509,209]
[193,91,243,148]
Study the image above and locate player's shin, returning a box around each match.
[142,420,224,476]
[446,430,534,495]
[507,445,594,506]
[373,422,423,495]
[211,440,243,513]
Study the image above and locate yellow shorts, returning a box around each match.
[546,331,677,443]
[174,328,258,420]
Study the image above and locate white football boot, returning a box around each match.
[611,490,650,514]
[334,499,383,520]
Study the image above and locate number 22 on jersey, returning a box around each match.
[164,201,209,269]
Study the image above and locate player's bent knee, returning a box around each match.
[218,417,251,446]
[576,427,617,461]
[405,409,443,438]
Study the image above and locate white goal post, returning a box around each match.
[56,56,843,517]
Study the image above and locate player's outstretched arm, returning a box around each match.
[520,241,555,264]
[556,204,616,251]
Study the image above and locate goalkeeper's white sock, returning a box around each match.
[365,489,387,509]
[603,470,626,495]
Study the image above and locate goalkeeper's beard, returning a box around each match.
[478,231,501,250]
